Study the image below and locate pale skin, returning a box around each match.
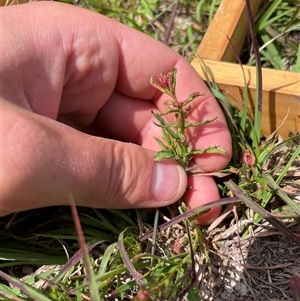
[1,2,232,225]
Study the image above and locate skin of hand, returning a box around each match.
[1,2,232,225]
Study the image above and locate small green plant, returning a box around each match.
[150,68,227,171]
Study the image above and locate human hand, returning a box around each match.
[1,2,232,224]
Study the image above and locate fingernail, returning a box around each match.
[151,161,186,204]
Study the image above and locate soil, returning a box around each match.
[196,221,300,301]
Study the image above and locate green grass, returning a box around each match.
[249,0,300,71]
[1,0,300,300]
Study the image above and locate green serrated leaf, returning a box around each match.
[186,117,217,128]
[192,146,227,155]
[183,92,205,107]
[154,149,176,161]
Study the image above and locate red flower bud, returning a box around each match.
[243,149,255,166]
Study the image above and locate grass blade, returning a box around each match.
[69,194,101,301]
[245,0,262,150]
[0,271,52,301]
[139,197,240,241]
[118,230,145,287]
[225,180,300,246]
[262,174,300,215]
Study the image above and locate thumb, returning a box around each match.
[2,104,187,214]
[79,140,188,209]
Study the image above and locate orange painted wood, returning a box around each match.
[191,59,300,138]
[197,0,262,62]
[193,0,300,138]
